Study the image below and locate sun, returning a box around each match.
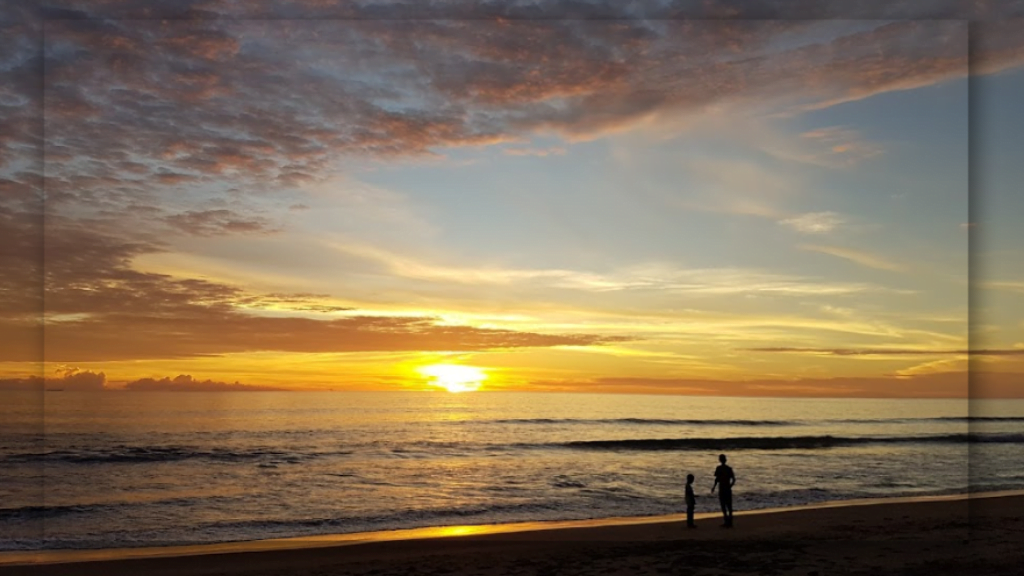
[417,364,487,393]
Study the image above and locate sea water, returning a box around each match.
[1,391,1021,550]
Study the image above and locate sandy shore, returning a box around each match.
[2,492,1022,576]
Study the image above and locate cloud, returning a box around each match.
[300,177,438,240]
[894,357,966,378]
[123,374,283,391]
[40,314,630,362]
[741,347,1024,356]
[530,370,996,398]
[330,242,910,297]
[982,281,1024,293]
[667,154,796,219]
[779,212,845,234]
[707,121,885,168]
[503,146,567,157]
[799,244,904,272]
[3,11,1014,222]
[232,293,354,313]
[797,126,884,165]
[0,368,107,391]
[163,209,276,237]
[0,213,627,362]
[4,13,1009,223]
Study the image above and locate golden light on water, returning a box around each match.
[417,364,487,393]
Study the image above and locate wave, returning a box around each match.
[552,433,1024,451]
[0,495,224,521]
[837,416,1024,423]
[0,504,100,521]
[5,415,1019,450]
[933,416,1024,422]
[5,432,1022,465]
[480,416,1024,426]
[485,418,794,426]
[1,446,332,465]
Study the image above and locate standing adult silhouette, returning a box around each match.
[710,453,736,527]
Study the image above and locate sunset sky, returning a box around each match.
[2,2,1023,397]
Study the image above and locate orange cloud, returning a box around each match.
[40,315,629,362]
[0,369,106,391]
[123,374,281,391]
[0,213,628,363]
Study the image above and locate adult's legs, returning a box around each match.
[720,490,733,526]
[718,493,729,526]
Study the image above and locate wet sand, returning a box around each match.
[2,492,1021,576]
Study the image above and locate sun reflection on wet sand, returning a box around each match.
[7,492,1020,568]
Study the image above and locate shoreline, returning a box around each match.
[3,489,1021,570]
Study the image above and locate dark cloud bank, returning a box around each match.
[0,371,283,391]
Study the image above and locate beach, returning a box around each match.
[2,492,1021,576]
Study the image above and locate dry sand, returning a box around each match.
[2,492,1022,576]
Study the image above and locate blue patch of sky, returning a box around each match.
[974,67,1024,277]
[793,76,968,253]
[357,131,797,280]
[972,66,1024,346]
[352,68,981,311]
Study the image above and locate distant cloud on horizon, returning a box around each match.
[123,374,284,392]
[0,368,107,392]
[0,372,285,392]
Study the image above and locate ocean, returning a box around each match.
[1,391,1022,551]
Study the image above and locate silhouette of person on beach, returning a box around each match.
[711,454,736,527]
[685,473,697,528]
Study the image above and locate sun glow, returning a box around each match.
[418,364,487,393]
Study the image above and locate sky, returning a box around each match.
[2,1,1023,397]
